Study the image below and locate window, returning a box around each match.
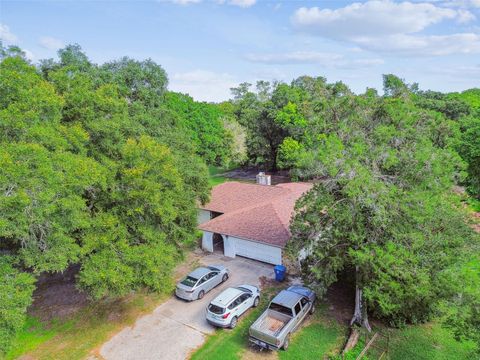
[239,294,249,302]
[205,272,218,280]
[294,302,302,315]
[198,275,207,285]
[301,297,309,307]
[208,304,225,314]
[269,303,293,316]
[180,276,197,287]
[228,297,241,309]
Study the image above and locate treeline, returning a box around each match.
[1,42,479,356]
[0,44,241,355]
[228,77,479,351]
[228,78,480,200]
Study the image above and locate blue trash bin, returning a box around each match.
[274,265,287,282]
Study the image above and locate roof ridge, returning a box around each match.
[269,200,291,234]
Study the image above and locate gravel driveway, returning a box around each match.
[100,253,274,360]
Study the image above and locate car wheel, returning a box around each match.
[283,335,290,350]
[222,273,228,282]
[198,290,205,300]
[310,302,316,315]
[253,296,260,308]
[229,316,238,329]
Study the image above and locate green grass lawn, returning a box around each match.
[278,308,344,360]
[6,291,168,360]
[388,323,477,360]
[467,196,480,212]
[208,166,232,186]
[191,288,345,360]
[333,321,476,360]
[190,286,281,360]
[5,317,71,360]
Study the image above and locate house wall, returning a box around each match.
[197,209,211,225]
[202,231,213,252]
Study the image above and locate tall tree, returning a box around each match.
[288,80,477,330]
[0,45,217,354]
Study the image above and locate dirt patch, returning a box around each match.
[28,265,90,322]
[472,212,480,233]
[18,355,36,360]
[28,249,204,323]
[325,280,355,326]
[242,347,278,360]
[173,248,204,281]
[258,275,279,290]
[221,167,291,185]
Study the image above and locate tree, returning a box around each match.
[0,45,214,352]
[288,81,477,330]
[100,57,168,108]
[0,42,31,62]
[458,114,480,199]
[162,92,232,165]
[440,254,480,352]
[79,136,193,299]
[0,257,35,355]
[219,101,247,165]
[230,81,307,170]
[58,44,92,71]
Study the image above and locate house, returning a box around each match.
[197,176,313,265]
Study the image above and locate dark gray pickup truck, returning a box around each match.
[248,286,316,350]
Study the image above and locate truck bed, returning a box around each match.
[251,310,291,338]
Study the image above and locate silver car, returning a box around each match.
[206,285,260,328]
[175,265,229,301]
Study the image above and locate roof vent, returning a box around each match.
[256,172,271,185]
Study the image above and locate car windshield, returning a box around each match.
[236,286,252,293]
[180,276,197,287]
[269,302,293,316]
[208,304,225,314]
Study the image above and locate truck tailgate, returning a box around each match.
[249,310,291,346]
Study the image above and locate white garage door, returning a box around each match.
[232,237,282,265]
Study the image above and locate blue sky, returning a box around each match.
[1,0,479,101]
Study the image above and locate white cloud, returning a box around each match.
[291,1,478,56]
[457,9,476,22]
[441,0,480,8]
[356,33,480,55]
[165,0,255,6]
[429,64,480,79]
[39,36,65,50]
[245,51,384,68]
[0,24,18,44]
[166,0,201,4]
[292,1,464,38]
[169,70,238,102]
[228,0,256,8]
[245,51,343,65]
[23,49,35,60]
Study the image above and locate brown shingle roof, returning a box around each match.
[198,181,313,247]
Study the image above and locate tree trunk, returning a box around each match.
[350,266,372,332]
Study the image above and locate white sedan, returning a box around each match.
[175,265,229,301]
[206,285,260,328]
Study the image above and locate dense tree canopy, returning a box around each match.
[0,42,478,355]
[231,75,479,351]
[0,43,241,355]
